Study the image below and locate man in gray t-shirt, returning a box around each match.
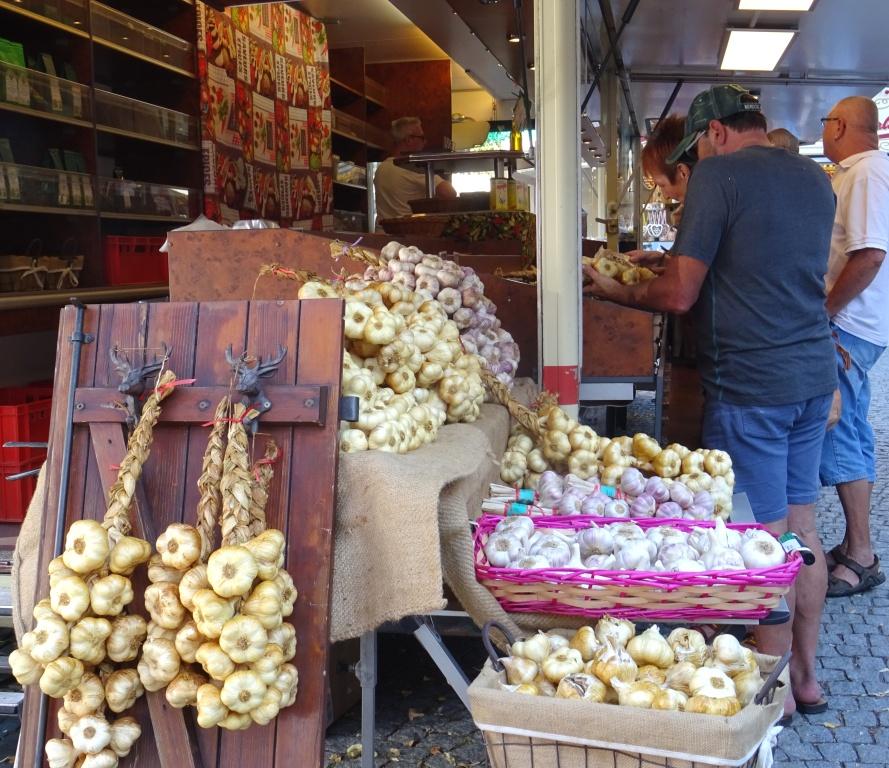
[585,84,836,720]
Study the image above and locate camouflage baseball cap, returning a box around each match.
[666,84,762,164]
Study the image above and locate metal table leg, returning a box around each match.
[412,619,470,710]
[357,630,377,768]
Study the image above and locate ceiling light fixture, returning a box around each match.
[720,28,796,71]
[737,0,815,10]
[508,32,521,43]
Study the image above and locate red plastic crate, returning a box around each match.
[1,458,42,523]
[103,235,169,286]
[0,385,53,463]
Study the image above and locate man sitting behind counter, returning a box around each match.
[374,117,456,225]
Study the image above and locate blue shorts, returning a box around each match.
[820,325,886,486]
[702,394,833,523]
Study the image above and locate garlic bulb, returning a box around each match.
[25,615,69,664]
[532,537,572,567]
[273,662,299,707]
[580,492,610,516]
[652,688,688,711]
[178,564,210,612]
[220,669,267,714]
[495,515,535,544]
[499,656,538,685]
[555,673,607,702]
[33,597,57,621]
[40,656,84,698]
[219,615,269,664]
[9,649,42,685]
[196,642,236,681]
[58,707,79,736]
[251,686,283,726]
[50,575,91,622]
[613,539,652,571]
[664,661,697,695]
[63,672,105,717]
[577,525,614,557]
[45,738,77,768]
[610,678,659,708]
[165,670,206,709]
[273,570,298,617]
[591,640,637,685]
[242,580,284,630]
[195,683,228,728]
[667,628,708,666]
[636,665,667,686]
[80,750,119,768]
[62,520,110,574]
[207,546,259,598]
[626,626,674,669]
[540,647,584,683]
[568,626,600,662]
[703,547,745,571]
[137,638,180,692]
[108,717,141,758]
[90,575,134,617]
[733,670,764,706]
[510,632,551,664]
[219,711,252,731]
[251,643,286,685]
[104,669,143,713]
[629,494,657,518]
[192,589,236,639]
[243,529,286,580]
[268,622,297,661]
[690,666,737,699]
[108,536,152,576]
[740,537,785,569]
[604,499,631,518]
[144,582,186,629]
[545,631,570,652]
[484,532,524,568]
[70,714,112,755]
[685,695,741,716]
[595,616,635,649]
[147,554,183,585]
[106,615,147,663]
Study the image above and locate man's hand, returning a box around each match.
[583,265,627,304]
[826,247,885,317]
[626,249,666,268]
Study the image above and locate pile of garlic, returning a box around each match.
[501,419,734,518]
[358,241,520,384]
[300,280,486,454]
[585,247,657,286]
[482,516,787,573]
[499,616,765,716]
[530,468,730,522]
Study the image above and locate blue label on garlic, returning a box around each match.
[517,489,535,503]
[600,485,617,498]
[507,503,528,516]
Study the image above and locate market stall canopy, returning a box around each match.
[582,0,889,141]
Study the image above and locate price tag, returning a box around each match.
[778,532,815,565]
[506,503,528,516]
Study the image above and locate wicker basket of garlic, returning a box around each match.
[468,618,789,768]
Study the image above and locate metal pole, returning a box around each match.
[535,0,582,418]
[33,302,89,768]
[603,68,620,252]
[358,631,377,768]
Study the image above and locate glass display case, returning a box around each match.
[0,162,94,212]
[98,177,197,220]
[94,89,198,148]
[0,0,88,33]
[0,60,91,124]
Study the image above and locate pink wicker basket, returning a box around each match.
[474,515,802,621]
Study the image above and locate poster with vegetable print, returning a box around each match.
[197,1,330,228]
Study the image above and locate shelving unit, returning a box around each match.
[328,47,389,231]
[0,0,200,389]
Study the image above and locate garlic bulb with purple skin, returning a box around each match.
[583,553,617,569]
[484,533,524,567]
[604,500,630,518]
[580,492,610,516]
[669,482,694,509]
[554,488,585,516]
[683,504,713,521]
[629,494,657,518]
[693,491,715,514]
[620,468,646,497]
[654,501,684,519]
[577,525,614,556]
[644,476,671,504]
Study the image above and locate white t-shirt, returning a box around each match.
[826,150,889,347]
[373,158,444,224]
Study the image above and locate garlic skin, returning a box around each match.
[50,575,91,622]
[740,537,786,569]
[174,621,206,664]
[652,688,688,711]
[220,670,268,714]
[62,519,110,574]
[137,638,181,692]
[268,622,297,661]
[733,671,764,706]
[626,626,674,669]
[104,669,143,713]
[58,707,79,736]
[499,656,538,685]
[106,615,147,663]
[63,672,105,716]
[545,632,570,653]
[195,642,236,681]
[686,695,742,716]
[40,656,85,698]
[178,564,210,612]
[613,539,652,571]
[273,570,298,617]
[144,582,186,629]
[610,678,659,708]
[595,616,635,649]
[108,717,141,758]
[207,546,259,598]
[568,626,600,662]
[510,632,551,664]
[703,547,745,571]
[540,647,584,683]
[25,615,69,664]
[665,661,698,695]
[192,589,236,639]
[273,662,299,707]
[70,714,112,755]
[196,684,228,728]
[45,738,78,768]
[555,673,607,702]
[108,536,152,576]
[251,643,286,685]
[636,665,667,686]
[165,670,207,709]
[591,640,637,686]
[667,628,708,667]
[9,649,42,685]
[33,598,57,621]
[251,686,284,726]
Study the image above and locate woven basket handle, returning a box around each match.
[753,649,790,706]
[482,620,517,671]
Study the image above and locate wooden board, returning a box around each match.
[18,299,344,768]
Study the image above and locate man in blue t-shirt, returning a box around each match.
[585,84,837,721]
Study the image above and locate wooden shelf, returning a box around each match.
[0,0,90,37]
[96,124,199,151]
[99,211,189,222]
[330,76,363,99]
[0,284,168,310]
[92,38,196,79]
[0,201,95,216]
[0,100,92,128]
[333,180,367,191]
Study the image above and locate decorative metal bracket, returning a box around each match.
[110,342,171,428]
[225,344,287,432]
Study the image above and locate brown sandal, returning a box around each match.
[826,552,886,597]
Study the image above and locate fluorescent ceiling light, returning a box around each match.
[738,1,814,10]
[720,29,796,71]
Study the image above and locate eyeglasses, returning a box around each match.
[820,117,841,125]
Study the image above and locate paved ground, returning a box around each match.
[324,351,889,768]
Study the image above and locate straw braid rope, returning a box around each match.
[221,403,253,546]
[328,239,386,268]
[248,440,279,537]
[196,396,229,561]
[102,369,178,545]
[479,368,543,437]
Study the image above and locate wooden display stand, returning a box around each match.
[19,298,345,768]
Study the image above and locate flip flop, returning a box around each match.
[795,698,828,715]
[826,552,886,598]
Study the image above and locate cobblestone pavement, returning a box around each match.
[324,351,889,767]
